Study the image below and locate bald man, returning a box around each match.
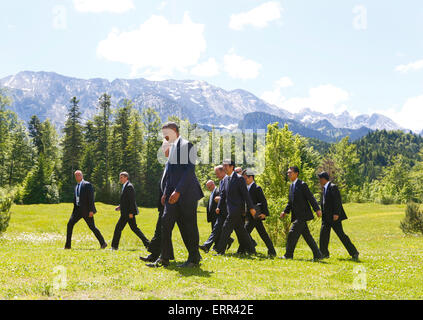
[65,170,107,250]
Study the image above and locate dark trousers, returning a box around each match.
[239,217,276,255]
[285,220,322,259]
[161,200,201,263]
[215,212,256,254]
[319,220,358,257]
[203,214,234,250]
[111,215,149,249]
[147,211,174,260]
[65,209,106,248]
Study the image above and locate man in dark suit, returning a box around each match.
[239,169,276,257]
[214,160,257,255]
[111,172,150,250]
[199,167,234,253]
[280,166,323,261]
[141,141,175,263]
[318,172,359,261]
[65,170,107,250]
[205,180,219,231]
[148,122,204,268]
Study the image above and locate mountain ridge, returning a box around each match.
[0,71,404,139]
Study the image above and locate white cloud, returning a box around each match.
[262,84,350,114]
[229,1,283,31]
[395,59,423,73]
[73,0,135,13]
[191,58,220,77]
[158,1,167,10]
[97,13,206,80]
[223,49,262,80]
[377,95,423,132]
[261,77,293,107]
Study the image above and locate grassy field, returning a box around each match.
[0,202,422,300]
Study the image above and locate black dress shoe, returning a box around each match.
[226,238,235,251]
[140,255,157,262]
[64,246,71,250]
[177,261,200,268]
[101,243,108,249]
[199,245,209,253]
[312,256,323,262]
[321,254,330,259]
[268,251,277,258]
[146,259,169,268]
[352,253,360,261]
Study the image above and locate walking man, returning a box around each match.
[111,172,150,250]
[65,170,107,250]
[280,166,323,261]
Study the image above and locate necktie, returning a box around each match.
[76,183,81,206]
[161,161,169,191]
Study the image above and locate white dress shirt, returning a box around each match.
[247,181,255,191]
[122,181,129,193]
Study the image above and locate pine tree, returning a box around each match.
[139,107,163,207]
[126,109,144,204]
[80,120,96,182]
[60,97,84,201]
[110,99,133,175]
[92,93,112,202]
[6,120,33,186]
[28,115,43,155]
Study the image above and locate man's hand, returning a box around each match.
[258,214,266,220]
[250,208,256,216]
[316,210,322,218]
[333,214,339,222]
[115,206,120,212]
[216,208,220,214]
[89,212,94,218]
[129,214,134,219]
[168,191,181,204]
[161,195,166,206]
[280,212,287,219]
[214,196,221,203]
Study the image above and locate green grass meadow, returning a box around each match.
[0,202,422,300]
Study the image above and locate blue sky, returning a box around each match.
[1,0,423,131]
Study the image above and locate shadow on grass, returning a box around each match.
[70,248,142,252]
[166,262,214,278]
[289,258,330,264]
[222,252,275,261]
[336,257,363,264]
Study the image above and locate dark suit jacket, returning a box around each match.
[158,181,164,214]
[206,187,219,223]
[218,173,254,217]
[248,183,270,219]
[321,182,347,223]
[284,179,320,222]
[163,137,204,204]
[73,180,97,218]
[120,182,139,216]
